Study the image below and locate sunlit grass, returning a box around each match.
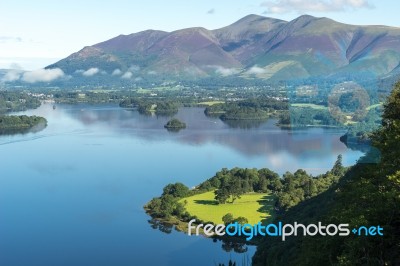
[291,103,328,110]
[179,191,274,224]
[197,101,225,106]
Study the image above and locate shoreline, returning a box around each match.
[144,207,260,246]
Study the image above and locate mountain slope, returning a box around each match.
[47,14,400,82]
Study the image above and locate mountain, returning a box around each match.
[46,14,400,82]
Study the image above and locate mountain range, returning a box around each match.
[29,14,400,83]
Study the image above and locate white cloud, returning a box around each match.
[134,77,142,82]
[1,70,22,82]
[207,8,215,14]
[74,69,85,74]
[82,67,99,76]
[0,36,22,43]
[245,65,266,75]
[21,68,65,83]
[10,63,23,70]
[147,71,157,75]
[129,65,140,72]
[261,0,373,14]
[112,68,122,75]
[121,71,133,79]
[214,66,240,76]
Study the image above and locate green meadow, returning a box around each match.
[179,191,274,225]
[290,103,328,110]
[197,101,225,106]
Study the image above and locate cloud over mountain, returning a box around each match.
[246,66,266,75]
[112,69,122,75]
[121,71,133,79]
[22,68,64,83]
[261,0,373,14]
[82,67,100,76]
[1,69,22,82]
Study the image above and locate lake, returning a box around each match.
[0,103,364,266]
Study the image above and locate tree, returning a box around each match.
[229,179,243,203]
[222,213,234,225]
[172,202,186,217]
[215,187,230,204]
[331,154,344,176]
[159,194,176,218]
[146,197,161,214]
[234,216,248,225]
[162,183,190,198]
[214,178,244,204]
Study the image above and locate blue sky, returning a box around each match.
[0,0,399,70]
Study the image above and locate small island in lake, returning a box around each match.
[0,115,47,135]
[164,118,186,130]
[204,97,288,121]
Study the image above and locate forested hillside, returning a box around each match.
[253,82,400,265]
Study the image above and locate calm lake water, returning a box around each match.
[0,103,363,266]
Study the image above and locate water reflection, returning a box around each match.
[148,218,174,234]
[147,217,252,254]
[221,240,248,253]
[165,127,185,133]
[221,119,267,129]
[57,105,352,160]
[0,122,47,136]
[0,103,364,266]
[7,103,365,176]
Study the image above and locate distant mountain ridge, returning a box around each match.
[47,14,400,82]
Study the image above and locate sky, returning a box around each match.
[0,0,399,70]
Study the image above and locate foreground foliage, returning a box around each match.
[253,82,400,266]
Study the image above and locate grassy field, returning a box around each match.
[291,103,328,110]
[292,103,383,111]
[197,101,225,106]
[179,191,274,224]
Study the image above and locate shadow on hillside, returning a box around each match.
[257,194,275,224]
[193,199,218,205]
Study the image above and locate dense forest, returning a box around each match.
[278,107,340,127]
[253,82,400,265]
